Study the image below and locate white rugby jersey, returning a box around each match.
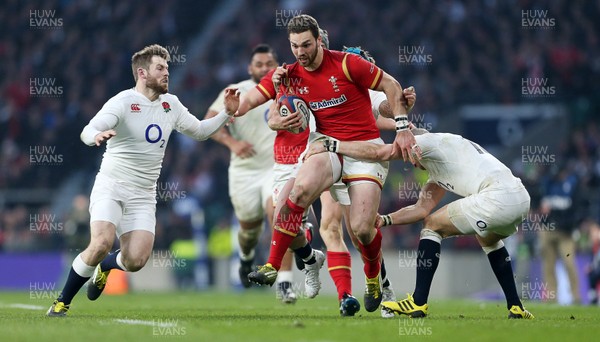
[81,89,229,188]
[416,133,515,197]
[209,79,275,171]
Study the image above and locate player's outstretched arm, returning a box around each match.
[305,139,398,161]
[204,93,255,159]
[178,89,237,141]
[377,182,445,228]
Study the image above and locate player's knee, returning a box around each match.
[86,238,113,260]
[121,253,149,272]
[290,182,313,205]
[319,224,343,246]
[353,228,372,244]
[420,228,443,242]
[238,224,262,242]
[480,239,504,254]
[422,216,450,238]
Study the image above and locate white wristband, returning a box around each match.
[323,138,340,153]
[381,214,393,226]
[395,115,409,132]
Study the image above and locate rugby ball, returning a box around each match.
[278,95,310,134]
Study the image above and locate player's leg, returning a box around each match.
[117,230,155,271]
[237,217,263,287]
[319,190,359,315]
[347,182,386,312]
[342,151,389,312]
[271,172,309,301]
[249,153,334,289]
[476,232,533,319]
[266,181,296,304]
[230,170,267,288]
[48,175,122,316]
[382,204,462,317]
[340,201,395,317]
[47,220,117,316]
[88,186,156,300]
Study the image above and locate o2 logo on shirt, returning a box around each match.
[145,124,166,148]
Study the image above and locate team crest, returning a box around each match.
[329,76,339,92]
[162,101,171,113]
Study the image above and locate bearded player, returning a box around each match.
[234,14,418,313]
[47,44,238,316]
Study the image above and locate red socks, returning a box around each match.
[268,199,305,270]
[267,230,295,270]
[274,199,304,234]
[327,251,352,300]
[358,229,382,279]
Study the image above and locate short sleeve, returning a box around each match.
[342,53,382,90]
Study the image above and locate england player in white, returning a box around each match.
[48,44,239,316]
[204,44,297,303]
[305,127,535,319]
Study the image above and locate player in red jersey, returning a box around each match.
[267,35,415,315]
[235,14,419,313]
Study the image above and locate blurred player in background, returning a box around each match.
[47,44,238,316]
[306,127,535,319]
[240,14,418,313]
[204,44,297,303]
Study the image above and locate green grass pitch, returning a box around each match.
[1,290,597,341]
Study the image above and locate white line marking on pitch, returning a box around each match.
[113,319,178,327]
[3,303,46,310]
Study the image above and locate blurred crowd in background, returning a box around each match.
[1,0,600,300]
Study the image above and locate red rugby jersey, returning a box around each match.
[257,50,383,164]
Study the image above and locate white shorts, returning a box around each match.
[89,173,157,237]
[229,167,273,222]
[448,176,530,238]
[272,162,298,207]
[310,133,389,189]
